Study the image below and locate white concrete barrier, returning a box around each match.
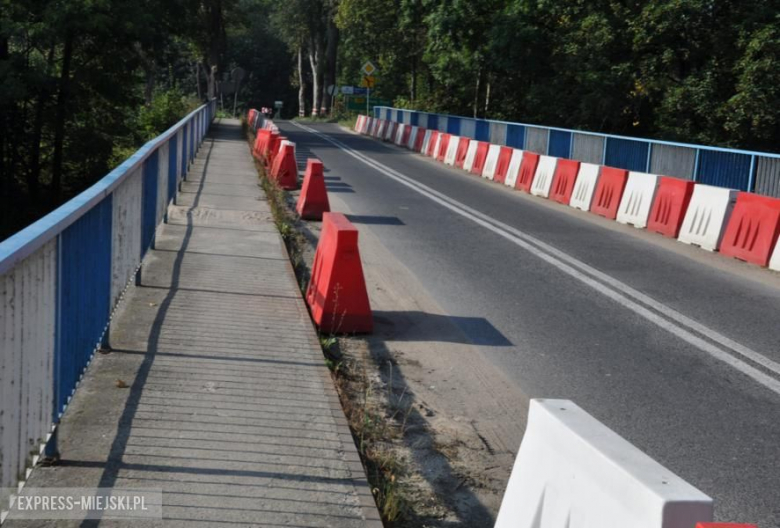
[394,123,406,146]
[530,156,559,198]
[569,163,601,211]
[616,171,660,229]
[463,140,479,173]
[677,184,738,251]
[494,399,713,528]
[770,244,780,272]
[504,150,525,188]
[482,144,502,180]
[421,130,434,156]
[384,121,396,142]
[407,127,419,150]
[444,136,460,166]
[430,133,443,158]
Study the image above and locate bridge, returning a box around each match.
[2,99,780,526]
[0,108,379,526]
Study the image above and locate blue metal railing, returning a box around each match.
[0,99,217,501]
[374,106,780,197]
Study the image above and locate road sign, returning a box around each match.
[360,76,376,88]
[341,86,368,95]
[361,61,377,76]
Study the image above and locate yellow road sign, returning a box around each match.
[360,76,376,88]
[361,61,377,76]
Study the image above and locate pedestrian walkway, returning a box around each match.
[5,119,381,527]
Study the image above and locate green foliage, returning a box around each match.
[136,90,192,141]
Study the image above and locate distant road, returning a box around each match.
[280,121,780,526]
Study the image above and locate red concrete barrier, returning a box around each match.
[470,142,490,176]
[493,147,514,185]
[549,159,582,205]
[306,213,373,334]
[296,159,330,220]
[646,177,695,238]
[401,125,412,148]
[253,129,271,160]
[264,133,282,168]
[455,137,471,169]
[437,134,451,162]
[270,141,298,190]
[413,128,427,152]
[590,167,629,219]
[371,119,383,138]
[426,131,440,157]
[720,193,780,267]
[515,151,541,192]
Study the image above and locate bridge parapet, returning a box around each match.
[0,99,217,502]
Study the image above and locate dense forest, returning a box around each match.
[3,0,780,239]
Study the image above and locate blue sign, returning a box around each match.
[341,86,368,95]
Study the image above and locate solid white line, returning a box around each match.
[291,122,780,397]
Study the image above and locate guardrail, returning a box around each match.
[374,106,780,197]
[0,99,217,500]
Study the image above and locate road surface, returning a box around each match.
[279,120,780,526]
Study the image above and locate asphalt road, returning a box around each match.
[279,121,780,526]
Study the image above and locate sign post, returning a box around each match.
[361,61,377,116]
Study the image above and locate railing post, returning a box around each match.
[646,143,653,173]
[747,154,757,192]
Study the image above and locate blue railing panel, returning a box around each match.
[385,108,391,120]
[142,150,160,253]
[189,122,195,161]
[696,150,752,190]
[410,112,419,127]
[427,114,439,132]
[506,125,526,149]
[549,130,573,159]
[181,126,190,175]
[475,120,490,142]
[56,196,112,414]
[460,119,476,139]
[605,137,650,172]
[447,117,461,135]
[168,134,178,201]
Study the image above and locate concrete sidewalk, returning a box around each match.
[5,119,381,527]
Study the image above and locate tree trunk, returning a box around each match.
[52,34,74,200]
[144,61,155,106]
[195,62,202,100]
[206,0,225,100]
[484,75,491,117]
[473,65,482,118]
[298,45,306,117]
[323,17,339,115]
[410,55,417,104]
[0,35,8,204]
[29,45,55,202]
[308,38,324,117]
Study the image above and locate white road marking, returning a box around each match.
[291,121,780,397]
